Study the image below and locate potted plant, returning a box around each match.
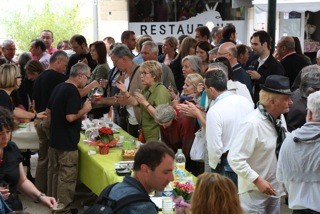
[96,127,114,154]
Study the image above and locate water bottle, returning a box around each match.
[175,149,186,171]
[162,183,173,198]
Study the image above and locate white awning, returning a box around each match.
[252,0,320,12]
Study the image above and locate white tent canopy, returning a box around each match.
[233,0,320,12]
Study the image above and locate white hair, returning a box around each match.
[307,90,320,121]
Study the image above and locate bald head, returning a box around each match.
[277,36,295,59]
[217,42,237,65]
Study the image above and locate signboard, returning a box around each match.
[129,10,247,44]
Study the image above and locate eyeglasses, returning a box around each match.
[111,57,121,65]
[15,75,22,79]
[140,71,151,76]
[83,74,90,79]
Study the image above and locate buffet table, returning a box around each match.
[78,131,133,195]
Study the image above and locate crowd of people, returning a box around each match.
[0,23,320,213]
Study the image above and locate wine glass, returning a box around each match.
[88,87,104,100]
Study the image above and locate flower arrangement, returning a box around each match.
[173,181,194,214]
[95,127,118,154]
[96,127,114,143]
[173,181,194,202]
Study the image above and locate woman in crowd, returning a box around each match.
[25,60,45,81]
[24,60,45,108]
[158,36,178,66]
[191,173,242,214]
[0,64,45,120]
[88,41,111,118]
[195,41,213,74]
[116,60,171,142]
[181,55,203,78]
[154,104,204,176]
[170,36,197,93]
[172,73,203,107]
[0,106,56,211]
[17,52,32,110]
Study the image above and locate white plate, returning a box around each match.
[114,161,134,170]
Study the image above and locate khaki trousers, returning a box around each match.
[48,147,78,214]
[34,118,50,194]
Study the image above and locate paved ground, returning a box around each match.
[19,153,293,214]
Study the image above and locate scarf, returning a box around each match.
[257,102,286,159]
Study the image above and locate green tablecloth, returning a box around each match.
[78,131,133,195]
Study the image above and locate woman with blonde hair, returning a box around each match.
[158,36,178,66]
[191,173,243,214]
[116,60,171,142]
[0,64,45,120]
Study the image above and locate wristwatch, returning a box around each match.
[35,193,45,203]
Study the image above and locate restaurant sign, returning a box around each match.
[129,10,246,43]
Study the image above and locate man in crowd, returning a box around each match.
[32,50,69,194]
[98,44,142,137]
[285,65,320,132]
[40,30,57,55]
[317,49,320,65]
[103,36,115,66]
[236,44,250,69]
[228,75,292,213]
[29,39,51,69]
[46,62,92,214]
[217,42,252,94]
[205,69,253,185]
[211,26,223,47]
[140,41,176,91]
[1,40,16,64]
[277,90,320,213]
[121,30,136,53]
[276,36,309,87]
[247,31,285,103]
[66,34,97,76]
[108,141,174,213]
[217,24,237,46]
[195,26,210,42]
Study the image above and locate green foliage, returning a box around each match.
[1,0,90,51]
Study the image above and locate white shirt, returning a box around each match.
[125,77,138,125]
[228,109,286,197]
[258,55,268,69]
[227,80,253,105]
[206,92,253,169]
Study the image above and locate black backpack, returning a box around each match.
[84,182,157,214]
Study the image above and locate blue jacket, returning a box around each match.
[109,176,158,214]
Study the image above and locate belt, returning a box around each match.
[221,151,229,159]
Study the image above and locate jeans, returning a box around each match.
[211,156,238,186]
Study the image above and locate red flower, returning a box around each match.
[99,127,113,136]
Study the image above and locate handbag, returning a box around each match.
[190,129,205,162]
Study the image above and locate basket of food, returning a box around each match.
[122,149,138,161]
